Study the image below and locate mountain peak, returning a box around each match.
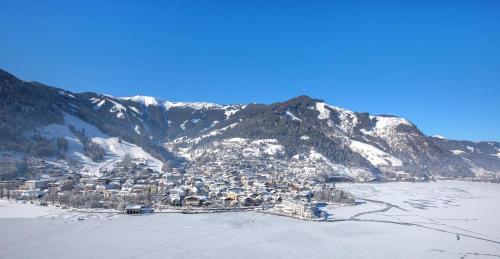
[277,95,323,108]
[291,95,323,102]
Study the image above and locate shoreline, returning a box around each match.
[2,180,499,221]
[2,181,500,258]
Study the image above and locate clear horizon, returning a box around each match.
[1,1,499,142]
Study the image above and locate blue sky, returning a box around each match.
[1,1,499,141]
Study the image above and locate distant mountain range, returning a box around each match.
[1,68,499,180]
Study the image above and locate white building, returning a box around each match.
[280,197,315,219]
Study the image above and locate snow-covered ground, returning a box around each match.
[0,200,61,219]
[1,181,500,258]
[39,113,163,176]
[333,181,500,237]
[349,140,403,167]
[0,200,119,221]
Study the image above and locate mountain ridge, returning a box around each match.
[1,68,499,181]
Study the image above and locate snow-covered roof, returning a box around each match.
[125,205,143,210]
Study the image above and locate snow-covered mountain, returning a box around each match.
[1,68,499,180]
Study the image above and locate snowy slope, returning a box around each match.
[2,67,499,179]
[349,140,403,167]
[39,113,163,176]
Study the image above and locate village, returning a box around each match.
[2,146,499,222]
[0,155,357,220]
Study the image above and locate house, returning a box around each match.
[59,180,74,191]
[170,195,182,206]
[242,197,257,206]
[220,196,235,207]
[96,177,111,186]
[184,196,202,206]
[169,187,185,197]
[241,176,254,187]
[24,180,48,190]
[226,187,243,200]
[20,190,46,199]
[226,191,239,201]
[84,184,96,192]
[131,184,148,194]
[124,205,154,215]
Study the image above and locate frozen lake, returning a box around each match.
[1,181,500,258]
